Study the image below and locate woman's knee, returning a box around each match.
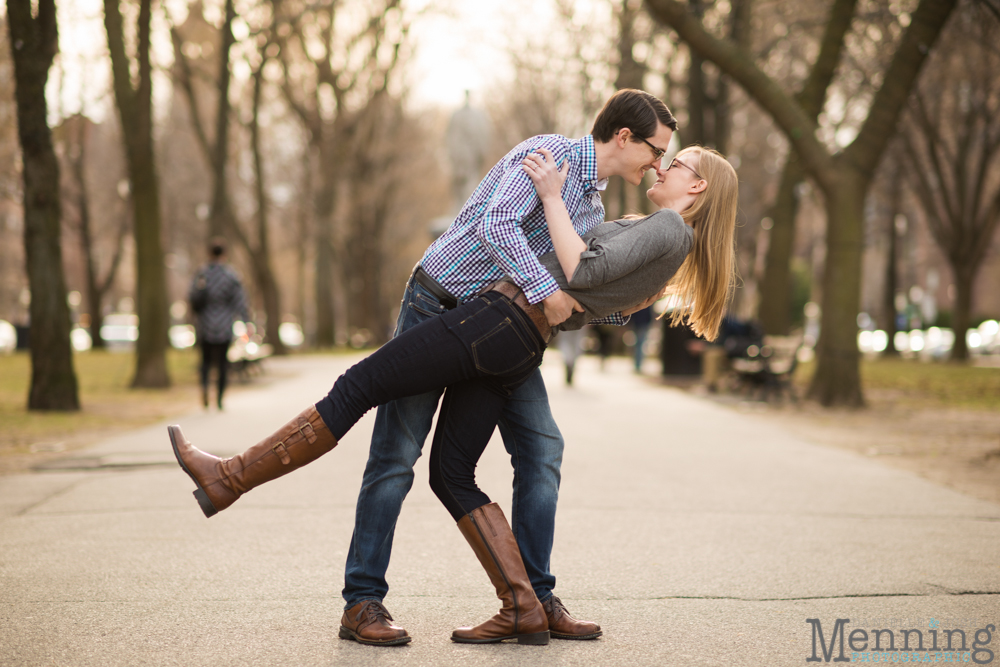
[428,468,466,521]
[429,458,490,520]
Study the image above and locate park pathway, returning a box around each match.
[1,351,998,666]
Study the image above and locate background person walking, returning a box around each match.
[189,238,250,410]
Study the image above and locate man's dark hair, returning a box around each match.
[591,89,678,142]
[209,236,227,258]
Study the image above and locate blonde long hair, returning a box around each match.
[662,146,738,341]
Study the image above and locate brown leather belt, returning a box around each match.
[412,265,458,310]
[486,281,553,345]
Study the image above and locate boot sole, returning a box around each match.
[451,630,549,645]
[550,630,603,640]
[338,626,411,646]
[168,426,219,518]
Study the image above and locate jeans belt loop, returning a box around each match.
[413,265,458,310]
[485,281,553,345]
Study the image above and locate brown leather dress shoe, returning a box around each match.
[543,595,602,640]
[338,600,411,646]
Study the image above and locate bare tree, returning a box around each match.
[58,115,128,349]
[900,0,1000,361]
[755,0,858,336]
[104,0,171,387]
[5,0,79,409]
[170,0,237,242]
[246,35,288,354]
[645,0,957,406]
[277,0,409,347]
[501,0,658,218]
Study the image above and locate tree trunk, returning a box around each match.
[104,0,171,388]
[208,0,235,239]
[249,63,287,355]
[807,168,865,406]
[6,0,80,410]
[614,0,644,91]
[757,157,804,335]
[882,214,900,357]
[685,0,707,145]
[297,150,312,333]
[313,141,338,348]
[69,118,126,351]
[314,226,336,347]
[881,163,903,356]
[605,1,650,220]
[71,121,105,349]
[714,0,751,155]
[128,149,171,387]
[949,265,974,361]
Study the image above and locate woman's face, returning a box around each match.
[646,150,704,211]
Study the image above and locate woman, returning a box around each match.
[169,145,738,645]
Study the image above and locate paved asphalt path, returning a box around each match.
[1,352,998,666]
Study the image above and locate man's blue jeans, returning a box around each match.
[342,277,562,608]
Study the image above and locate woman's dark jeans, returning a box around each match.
[315,291,547,520]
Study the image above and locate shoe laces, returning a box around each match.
[547,595,568,618]
[357,600,393,624]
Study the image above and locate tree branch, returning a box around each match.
[169,26,213,162]
[844,0,958,173]
[796,0,857,117]
[644,0,836,189]
[38,0,59,63]
[103,0,137,118]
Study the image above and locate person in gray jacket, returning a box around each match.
[169,145,738,644]
[188,238,250,410]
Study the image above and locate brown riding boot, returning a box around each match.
[338,600,411,646]
[543,594,602,639]
[168,405,337,517]
[451,503,549,645]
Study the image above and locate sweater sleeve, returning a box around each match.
[567,209,687,289]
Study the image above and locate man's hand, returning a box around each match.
[541,290,584,326]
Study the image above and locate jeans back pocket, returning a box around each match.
[472,318,537,377]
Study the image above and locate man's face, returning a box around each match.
[619,123,673,186]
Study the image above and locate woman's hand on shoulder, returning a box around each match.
[521,148,568,201]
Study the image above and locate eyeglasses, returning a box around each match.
[634,134,666,162]
[667,157,703,180]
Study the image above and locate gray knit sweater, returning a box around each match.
[526,208,694,333]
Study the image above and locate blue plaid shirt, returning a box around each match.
[421,134,624,324]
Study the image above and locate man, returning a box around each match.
[339,89,677,645]
[188,238,250,411]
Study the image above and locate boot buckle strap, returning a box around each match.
[298,422,317,444]
[272,441,292,465]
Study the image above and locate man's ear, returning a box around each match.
[616,128,630,148]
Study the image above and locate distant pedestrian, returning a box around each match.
[593,324,614,371]
[630,305,654,373]
[189,238,249,410]
[556,327,586,386]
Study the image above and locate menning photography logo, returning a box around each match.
[806,617,997,664]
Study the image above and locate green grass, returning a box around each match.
[795,357,1000,410]
[0,349,202,457]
